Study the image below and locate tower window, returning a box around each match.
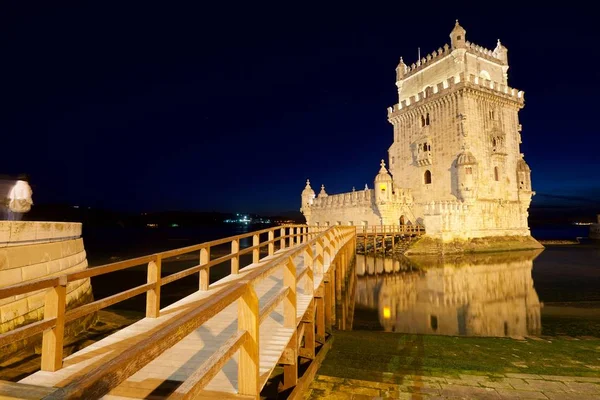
[426,113,430,125]
[465,167,472,175]
[494,166,499,181]
[430,315,438,331]
[421,115,425,127]
[457,35,462,40]
[424,170,432,184]
[489,110,495,120]
[421,113,430,127]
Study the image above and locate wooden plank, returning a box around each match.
[0,318,56,349]
[43,283,249,400]
[0,381,57,399]
[65,283,154,323]
[146,257,161,318]
[238,286,259,397]
[41,278,66,372]
[167,331,248,400]
[258,287,289,323]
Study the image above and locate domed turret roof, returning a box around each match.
[516,158,531,172]
[318,184,328,198]
[301,179,315,197]
[374,160,393,183]
[456,151,477,166]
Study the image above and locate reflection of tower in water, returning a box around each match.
[353,251,543,337]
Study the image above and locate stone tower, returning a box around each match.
[387,20,538,243]
[301,21,542,252]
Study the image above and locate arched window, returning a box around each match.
[424,170,432,184]
[421,115,425,127]
[494,166,499,181]
[426,113,430,125]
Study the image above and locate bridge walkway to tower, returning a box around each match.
[0,225,356,399]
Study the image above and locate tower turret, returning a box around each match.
[456,151,478,202]
[318,184,328,198]
[516,157,532,192]
[300,179,315,212]
[450,20,467,49]
[374,159,394,203]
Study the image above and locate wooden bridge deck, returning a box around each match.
[20,249,318,398]
[0,225,355,399]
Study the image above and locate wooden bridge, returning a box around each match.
[356,225,425,254]
[0,225,355,399]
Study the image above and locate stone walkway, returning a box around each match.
[305,373,600,399]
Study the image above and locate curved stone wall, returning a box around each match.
[0,221,95,359]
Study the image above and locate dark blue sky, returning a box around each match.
[2,2,599,214]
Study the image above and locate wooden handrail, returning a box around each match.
[0,318,56,349]
[64,283,155,324]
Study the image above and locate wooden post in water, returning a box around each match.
[146,255,162,318]
[41,276,67,372]
[199,247,210,290]
[238,286,259,397]
[231,239,239,274]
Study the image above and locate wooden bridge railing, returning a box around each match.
[357,224,425,235]
[0,224,356,399]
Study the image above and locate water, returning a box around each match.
[343,244,600,337]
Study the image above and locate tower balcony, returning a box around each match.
[416,151,433,166]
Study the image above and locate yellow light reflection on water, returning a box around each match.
[383,306,391,319]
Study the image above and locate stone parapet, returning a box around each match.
[0,221,94,362]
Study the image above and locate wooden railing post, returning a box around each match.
[315,238,323,275]
[268,230,274,256]
[232,239,239,274]
[252,234,260,264]
[238,286,259,397]
[280,227,286,250]
[146,255,162,318]
[41,276,67,372]
[282,257,298,389]
[304,246,314,296]
[200,246,210,290]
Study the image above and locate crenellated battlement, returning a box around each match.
[399,44,452,79]
[387,72,524,116]
[398,40,506,82]
[312,189,373,209]
[465,41,503,63]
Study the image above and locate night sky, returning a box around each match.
[3,2,599,214]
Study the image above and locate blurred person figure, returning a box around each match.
[7,174,33,221]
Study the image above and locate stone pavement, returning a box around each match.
[305,373,600,399]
